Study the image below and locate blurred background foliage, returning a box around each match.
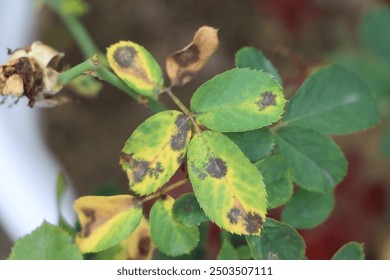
[1,0,390,259]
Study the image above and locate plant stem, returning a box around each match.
[164,87,204,134]
[45,0,98,58]
[165,87,192,116]
[57,56,168,112]
[141,178,189,203]
[57,58,95,85]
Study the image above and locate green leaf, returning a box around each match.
[254,155,293,209]
[107,41,163,97]
[331,52,390,100]
[361,8,390,63]
[332,242,365,260]
[120,110,191,195]
[187,131,267,235]
[191,68,286,132]
[246,218,305,260]
[225,128,274,162]
[275,126,347,193]
[172,193,209,227]
[217,239,238,260]
[281,189,335,229]
[236,245,252,260]
[74,195,143,253]
[150,196,199,256]
[283,65,380,135]
[8,221,82,260]
[235,47,282,85]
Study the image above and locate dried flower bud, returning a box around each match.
[0,41,65,107]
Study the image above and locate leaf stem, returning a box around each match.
[165,87,192,116]
[141,178,189,203]
[164,87,203,134]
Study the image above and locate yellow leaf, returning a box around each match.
[107,41,163,97]
[74,195,142,253]
[166,26,219,86]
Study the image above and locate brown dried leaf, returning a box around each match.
[166,26,219,86]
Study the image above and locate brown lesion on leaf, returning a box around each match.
[138,236,152,257]
[173,45,200,67]
[170,114,191,151]
[114,46,137,68]
[80,208,96,238]
[206,157,227,179]
[256,92,276,111]
[120,153,164,185]
[244,212,264,234]
[227,208,241,224]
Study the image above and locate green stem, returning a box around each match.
[165,87,192,116]
[57,57,168,112]
[57,59,95,84]
[45,0,98,58]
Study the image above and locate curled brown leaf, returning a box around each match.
[166,26,219,86]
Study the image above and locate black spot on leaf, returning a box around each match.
[171,115,191,151]
[120,153,164,185]
[227,208,241,224]
[198,172,206,180]
[244,212,264,234]
[257,92,276,110]
[206,157,227,178]
[173,45,200,67]
[150,162,164,179]
[114,46,137,68]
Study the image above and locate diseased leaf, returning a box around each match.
[361,8,390,63]
[173,193,209,227]
[166,26,219,86]
[282,65,379,135]
[187,131,267,235]
[275,126,347,193]
[107,41,163,97]
[120,110,191,195]
[235,47,282,85]
[8,221,82,260]
[217,239,238,260]
[150,196,199,256]
[281,189,335,229]
[94,217,155,260]
[255,155,293,209]
[191,68,286,132]
[225,128,274,162]
[74,195,142,253]
[332,242,365,260]
[246,218,305,260]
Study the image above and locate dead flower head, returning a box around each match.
[0,41,64,107]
